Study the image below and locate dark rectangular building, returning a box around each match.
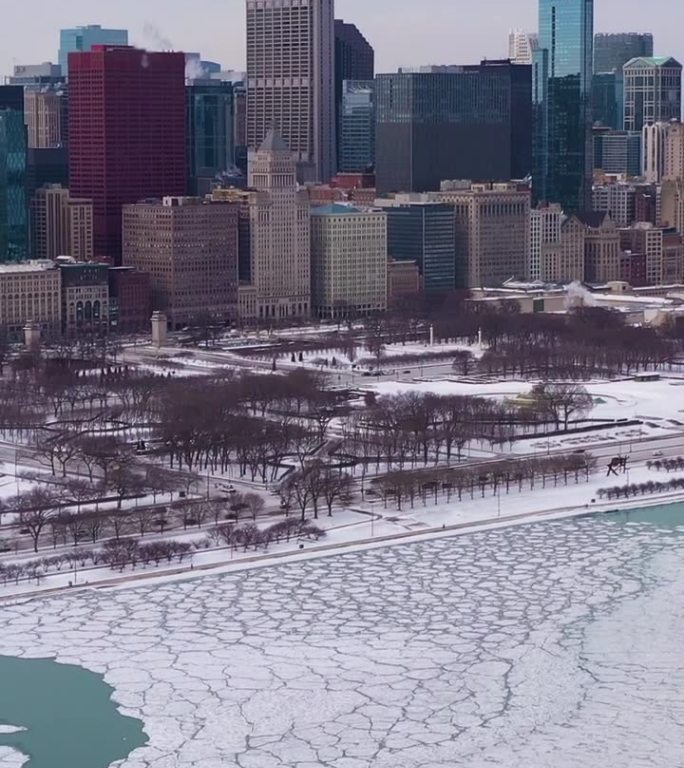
[375,61,532,194]
[0,86,28,262]
[68,46,186,263]
[384,202,455,292]
[108,266,151,333]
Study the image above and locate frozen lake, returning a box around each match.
[0,507,683,767]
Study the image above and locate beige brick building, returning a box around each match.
[247,130,311,320]
[310,204,387,319]
[122,196,239,328]
[579,212,622,283]
[436,183,530,288]
[0,260,61,340]
[620,223,664,286]
[30,185,93,262]
[24,87,66,149]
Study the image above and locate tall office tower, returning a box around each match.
[186,79,234,196]
[437,182,531,288]
[69,46,186,263]
[0,87,28,263]
[232,81,248,175]
[376,61,532,194]
[509,30,539,65]
[30,185,93,261]
[122,196,239,329]
[310,204,387,318]
[381,201,456,292]
[664,122,684,181]
[246,0,336,183]
[592,128,641,176]
[594,33,654,75]
[534,0,594,213]
[338,81,375,172]
[247,129,311,319]
[592,73,620,129]
[529,203,562,280]
[334,20,374,168]
[24,87,68,149]
[642,122,669,182]
[59,25,128,74]
[578,212,621,282]
[624,57,682,132]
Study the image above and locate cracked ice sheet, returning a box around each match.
[1,517,684,767]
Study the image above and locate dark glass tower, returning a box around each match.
[376,61,532,193]
[594,33,653,74]
[534,0,594,213]
[0,87,28,262]
[186,79,234,195]
[338,80,375,172]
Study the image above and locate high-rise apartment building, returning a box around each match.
[438,183,531,289]
[247,129,311,319]
[59,25,128,74]
[122,196,239,328]
[186,79,234,196]
[376,61,532,194]
[30,185,93,262]
[24,87,68,150]
[0,86,28,263]
[68,46,186,263]
[310,204,387,318]
[623,57,682,133]
[509,30,539,65]
[338,81,375,173]
[594,33,654,75]
[246,0,336,183]
[380,199,456,293]
[534,0,594,213]
[578,212,621,283]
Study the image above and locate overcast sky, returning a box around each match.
[1,0,682,78]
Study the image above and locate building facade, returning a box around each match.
[338,80,375,173]
[594,33,654,75]
[58,260,110,337]
[108,267,152,334]
[592,179,659,228]
[664,121,684,181]
[186,79,234,196]
[620,223,664,285]
[23,87,68,150]
[376,61,532,194]
[529,203,562,281]
[534,0,594,213]
[310,204,387,318]
[30,184,93,262]
[122,196,239,328]
[0,260,61,340]
[438,183,531,289]
[623,57,682,133]
[246,0,336,183]
[0,87,28,263]
[59,25,128,73]
[593,129,641,176]
[246,129,311,319]
[579,211,621,283]
[382,201,456,293]
[68,46,187,262]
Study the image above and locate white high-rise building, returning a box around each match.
[508,30,538,65]
[664,121,684,182]
[643,122,669,182]
[246,0,336,183]
[247,129,311,319]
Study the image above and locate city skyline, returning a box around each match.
[1,0,682,79]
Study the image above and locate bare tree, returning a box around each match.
[244,493,266,521]
[17,488,62,553]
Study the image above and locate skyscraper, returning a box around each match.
[623,57,682,133]
[376,61,532,194]
[68,46,186,262]
[338,81,375,173]
[594,33,654,75]
[186,79,234,196]
[247,129,311,319]
[534,0,594,213]
[508,30,539,65]
[0,87,28,262]
[334,20,374,168]
[246,0,336,183]
[59,25,128,74]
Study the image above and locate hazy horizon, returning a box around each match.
[1,0,682,79]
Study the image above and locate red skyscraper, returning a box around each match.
[68,46,186,262]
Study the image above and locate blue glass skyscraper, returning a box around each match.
[534,0,594,213]
[59,25,128,74]
[0,87,27,262]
